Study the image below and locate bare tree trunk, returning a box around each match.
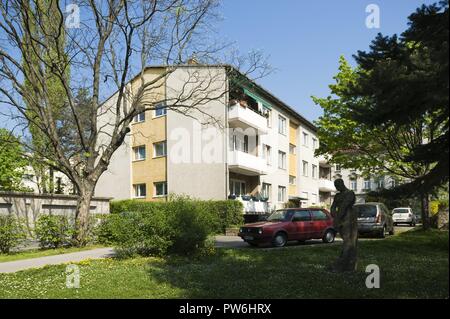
[421,192,431,230]
[74,186,94,246]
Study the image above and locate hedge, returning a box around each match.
[101,196,244,257]
[110,197,244,234]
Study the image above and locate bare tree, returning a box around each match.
[0,0,270,245]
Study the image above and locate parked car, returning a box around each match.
[238,208,336,247]
[355,203,395,238]
[392,207,416,226]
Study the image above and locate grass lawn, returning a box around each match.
[0,245,106,263]
[0,229,447,299]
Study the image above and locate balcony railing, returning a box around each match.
[232,197,269,214]
[228,103,268,133]
[228,150,268,176]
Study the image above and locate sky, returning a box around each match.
[0,0,437,131]
[216,0,436,122]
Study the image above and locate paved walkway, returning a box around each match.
[0,248,115,274]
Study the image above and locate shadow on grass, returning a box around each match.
[145,229,449,299]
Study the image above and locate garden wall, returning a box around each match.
[0,191,110,232]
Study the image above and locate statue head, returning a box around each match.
[334,178,348,192]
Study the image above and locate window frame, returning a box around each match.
[154,103,167,118]
[278,115,287,135]
[133,145,146,161]
[302,160,309,177]
[278,150,287,170]
[289,143,296,155]
[278,185,287,202]
[303,132,309,146]
[133,183,147,198]
[289,175,296,185]
[153,141,167,158]
[154,182,167,197]
[133,112,146,123]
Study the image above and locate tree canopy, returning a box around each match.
[314,0,449,199]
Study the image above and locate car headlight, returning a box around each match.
[239,228,243,233]
[258,228,263,234]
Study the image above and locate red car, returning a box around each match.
[238,208,336,247]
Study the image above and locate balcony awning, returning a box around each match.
[243,88,272,110]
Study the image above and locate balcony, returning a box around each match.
[228,150,268,176]
[228,103,268,133]
[233,197,269,214]
[319,178,336,192]
[318,155,331,167]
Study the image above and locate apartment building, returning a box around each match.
[331,165,398,203]
[94,65,334,213]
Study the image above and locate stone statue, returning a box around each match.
[329,178,358,272]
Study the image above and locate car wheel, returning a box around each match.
[411,222,416,227]
[272,233,287,247]
[322,230,336,243]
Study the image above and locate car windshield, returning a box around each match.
[267,210,291,222]
[354,205,377,218]
[393,209,409,214]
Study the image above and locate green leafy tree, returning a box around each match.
[0,129,28,191]
[314,1,448,229]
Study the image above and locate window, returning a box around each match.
[278,151,286,169]
[311,210,329,221]
[262,183,271,200]
[302,161,309,177]
[278,186,286,202]
[153,141,167,157]
[303,132,309,146]
[289,144,296,155]
[335,164,341,172]
[230,180,246,197]
[364,178,371,190]
[376,178,385,189]
[154,182,167,197]
[133,145,146,161]
[390,179,396,188]
[278,115,286,135]
[154,103,167,117]
[312,164,318,179]
[243,135,249,153]
[134,184,146,198]
[350,179,357,191]
[312,138,318,149]
[292,210,311,222]
[133,112,145,123]
[266,110,272,127]
[289,175,296,185]
[263,144,272,166]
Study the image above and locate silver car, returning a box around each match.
[392,207,416,226]
[355,202,395,238]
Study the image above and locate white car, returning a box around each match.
[392,207,416,226]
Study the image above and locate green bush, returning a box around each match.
[104,195,233,257]
[109,198,244,234]
[0,215,26,253]
[206,200,244,233]
[35,215,74,249]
